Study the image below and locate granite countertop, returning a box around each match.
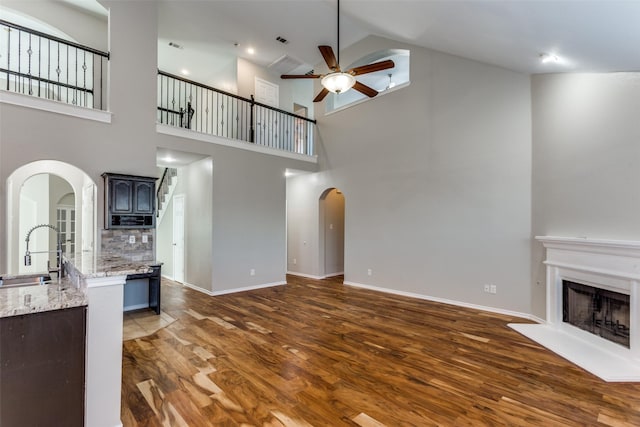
[0,277,87,318]
[64,251,155,279]
[1,252,157,318]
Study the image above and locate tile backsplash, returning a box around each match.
[100,229,155,261]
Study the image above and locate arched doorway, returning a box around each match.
[6,160,96,274]
[319,188,345,278]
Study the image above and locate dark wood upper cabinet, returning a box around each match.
[103,173,157,229]
[134,181,154,214]
[112,179,134,213]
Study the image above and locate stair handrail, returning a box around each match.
[157,70,316,124]
[156,168,170,216]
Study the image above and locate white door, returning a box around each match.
[254,77,279,107]
[172,194,185,283]
[57,206,76,254]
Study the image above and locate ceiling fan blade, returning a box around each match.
[348,60,395,76]
[353,81,379,98]
[281,74,322,79]
[313,88,330,103]
[319,45,339,71]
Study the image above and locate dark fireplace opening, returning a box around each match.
[563,280,630,348]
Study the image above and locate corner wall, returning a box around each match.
[289,36,533,314]
[531,72,640,318]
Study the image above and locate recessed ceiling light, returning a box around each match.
[540,53,561,64]
[247,47,255,55]
[162,156,175,163]
[180,69,190,76]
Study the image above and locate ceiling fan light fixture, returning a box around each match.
[321,72,355,94]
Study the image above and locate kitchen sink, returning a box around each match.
[0,274,52,288]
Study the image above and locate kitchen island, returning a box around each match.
[0,252,156,427]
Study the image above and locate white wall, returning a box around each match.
[531,72,640,318]
[237,57,291,110]
[19,174,49,273]
[1,0,108,50]
[288,36,533,314]
[0,0,159,276]
[183,158,213,292]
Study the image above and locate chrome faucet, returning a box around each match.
[24,224,65,278]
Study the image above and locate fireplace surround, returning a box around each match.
[510,236,640,382]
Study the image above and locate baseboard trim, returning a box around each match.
[211,281,286,296]
[343,281,541,322]
[287,271,344,280]
[181,281,215,296]
[323,271,344,278]
[123,303,150,312]
[287,271,324,280]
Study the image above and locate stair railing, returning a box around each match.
[0,19,109,110]
[157,70,316,156]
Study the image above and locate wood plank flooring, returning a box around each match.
[121,276,640,426]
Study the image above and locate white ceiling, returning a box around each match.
[73,0,640,77]
[68,0,637,167]
[155,0,640,76]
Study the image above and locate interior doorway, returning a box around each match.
[7,161,96,274]
[320,188,345,277]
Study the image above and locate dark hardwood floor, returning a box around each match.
[121,275,640,426]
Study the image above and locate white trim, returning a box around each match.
[324,81,410,116]
[287,271,325,280]
[543,260,640,281]
[0,90,112,123]
[181,281,215,296]
[211,281,287,296]
[156,124,317,163]
[287,271,345,280]
[123,303,150,312]
[323,271,344,278]
[85,275,127,288]
[343,281,539,322]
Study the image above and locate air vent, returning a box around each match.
[168,42,183,50]
[268,54,304,75]
[276,36,289,44]
[304,70,315,76]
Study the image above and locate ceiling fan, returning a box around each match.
[280,0,395,102]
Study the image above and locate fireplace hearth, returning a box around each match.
[509,236,640,382]
[563,280,630,348]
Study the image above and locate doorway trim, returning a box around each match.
[172,193,185,283]
[319,187,345,279]
[6,160,97,273]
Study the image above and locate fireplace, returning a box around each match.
[563,280,630,348]
[509,236,640,382]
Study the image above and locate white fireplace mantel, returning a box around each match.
[509,236,640,382]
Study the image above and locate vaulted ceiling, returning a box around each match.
[72,0,640,77]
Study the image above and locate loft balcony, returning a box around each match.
[157,71,316,157]
[0,19,316,158]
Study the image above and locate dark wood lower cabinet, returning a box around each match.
[0,306,86,427]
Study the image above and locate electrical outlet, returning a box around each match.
[490,285,497,294]
[142,234,148,243]
[129,235,135,244]
[484,284,490,293]
[367,269,372,276]
[293,258,297,265]
[250,268,255,276]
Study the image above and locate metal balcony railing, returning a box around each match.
[0,20,109,110]
[158,71,316,157]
